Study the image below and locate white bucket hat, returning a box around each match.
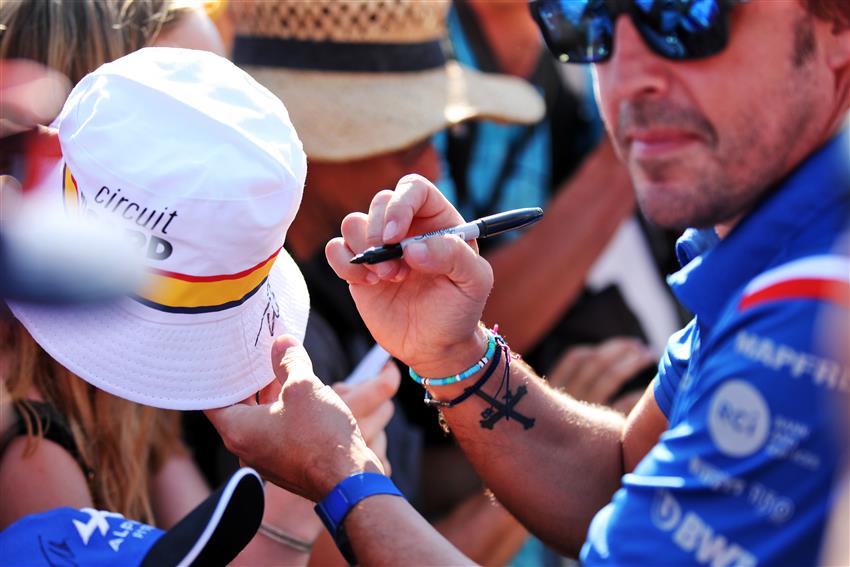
[8,47,310,410]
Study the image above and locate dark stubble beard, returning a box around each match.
[617,15,821,231]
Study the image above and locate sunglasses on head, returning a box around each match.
[529,0,745,64]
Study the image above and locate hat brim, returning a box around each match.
[142,467,264,567]
[243,61,545,162]
[8,250,309,410]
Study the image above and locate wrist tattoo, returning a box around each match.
[477,326,535,430]
[476,385,535,429]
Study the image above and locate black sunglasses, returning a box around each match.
[529,0,744,64]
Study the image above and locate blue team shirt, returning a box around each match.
[581,131,850,566]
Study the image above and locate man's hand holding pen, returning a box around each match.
[325,174,497,379]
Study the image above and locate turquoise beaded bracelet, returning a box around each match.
[409,330,497,387]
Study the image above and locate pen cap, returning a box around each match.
[477,207,543,238]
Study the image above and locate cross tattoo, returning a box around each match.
[476,385,535,430]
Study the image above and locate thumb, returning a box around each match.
[204,403,264,459]
[272,334,319,388]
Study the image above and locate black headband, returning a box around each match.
[232,36,447,73]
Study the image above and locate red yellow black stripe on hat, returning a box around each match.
[62,163,281,314]
[137,246,282,314]
[62,164,80,213]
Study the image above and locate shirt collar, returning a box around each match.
[668,128,850,327]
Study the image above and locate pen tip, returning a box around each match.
[350,254,366,264]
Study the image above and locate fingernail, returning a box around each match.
[383,220,398,241]
[376,263,393,278]
[391,265,409,282]
[365,272,379,285]
[405,242,428,263]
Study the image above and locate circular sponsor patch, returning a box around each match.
[707,380,771,458]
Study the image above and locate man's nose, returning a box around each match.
[597,16,672,102]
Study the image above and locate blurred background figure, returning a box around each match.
[818,227,849,566]
[230,0,544,564]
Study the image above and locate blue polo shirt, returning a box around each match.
[581,130,850,566]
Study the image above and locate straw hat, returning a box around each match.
[231,0,545,162]
[9,47,310,410]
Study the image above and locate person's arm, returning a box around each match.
[0,436,93,529]
[345,495,476,566]
[324,174,665,555]
[417,351,625,556]
[483,140,636,353]
[203,175,661,564]
[546,336,656,409]
[435,492,528,566]
[205,336,478,566]
[235,483,322,567]
[149,450,209,529]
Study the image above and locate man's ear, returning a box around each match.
[823,18,850,71]
[820,17,850,111]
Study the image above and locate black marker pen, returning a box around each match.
[350,207,544,265]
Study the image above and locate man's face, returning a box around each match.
[595,0,836,230]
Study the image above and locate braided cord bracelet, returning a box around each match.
[408,329,496,387]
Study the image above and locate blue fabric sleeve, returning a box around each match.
[653,319,698,418]
[583,298,848,566]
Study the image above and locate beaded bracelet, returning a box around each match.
[423,333,504,408]
[408,329,496,387]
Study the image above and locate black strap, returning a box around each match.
[0,401,92,478]
[232,37,446,72]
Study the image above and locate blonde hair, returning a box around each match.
[3,323,183,524]
[0,0,199,524]
[0,0,195,85]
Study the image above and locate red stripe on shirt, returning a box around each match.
[740,278,850,311]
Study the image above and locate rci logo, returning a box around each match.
[708,380,771,458]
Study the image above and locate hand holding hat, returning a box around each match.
[206,335,385,503]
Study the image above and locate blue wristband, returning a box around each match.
[314,472,404,564]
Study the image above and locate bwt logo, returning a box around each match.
[652,491,757,567]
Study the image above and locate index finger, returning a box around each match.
[378,174,466,243]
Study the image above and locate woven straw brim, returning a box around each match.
[244,61,545,162]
